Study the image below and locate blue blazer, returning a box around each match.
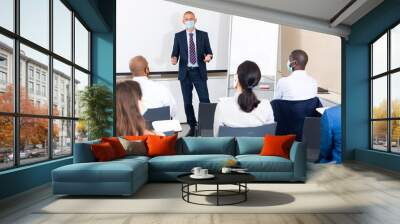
[271,97,322,141]
[319,105,342,163]
[171,29,213,80]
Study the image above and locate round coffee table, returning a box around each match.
[177,173,255,206]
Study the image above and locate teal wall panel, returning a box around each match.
[0,158,72,199]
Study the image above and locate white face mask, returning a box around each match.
[287,60,294,73]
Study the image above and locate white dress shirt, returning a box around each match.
[213,93,275,136]
[186,29,198,67]
[133,76,177,119]
[274,70,318,101]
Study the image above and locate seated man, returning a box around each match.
[130,56,177,119]
[274,49,317,101]
[317,105,342,164]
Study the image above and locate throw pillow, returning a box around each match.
[124,135,148,142]
[118,137,147,156]
[259,134,296,159]
[147,134,177,157]
[101,137,127,158]
[91,142,117,162]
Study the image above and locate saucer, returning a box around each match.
[190,174,215,179]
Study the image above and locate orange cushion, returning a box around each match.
[101,137,126,158]
[259,134,296,159]
[146,135,177,157]
[91,142,117,162]
[124,135,148,142]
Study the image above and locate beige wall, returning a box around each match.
[279,26,341,94]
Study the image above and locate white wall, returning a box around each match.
[116,0,230,73]
[229,16,279,77]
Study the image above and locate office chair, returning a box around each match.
[197,103,217,137]
[217,122,277,137]
[302,117,321,162]
[143,106,170,130]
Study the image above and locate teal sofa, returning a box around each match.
[52,137,306,196]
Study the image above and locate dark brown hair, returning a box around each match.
[237,60,261,113]
[116,80,146,136]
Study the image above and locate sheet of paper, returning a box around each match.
[152,120,182,132]
[316,107,330,115]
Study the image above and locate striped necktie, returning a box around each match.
[189,33,196,64]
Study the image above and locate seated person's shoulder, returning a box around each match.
[277,76,290,85]
[259,99,273,109]
[218,96,234,104]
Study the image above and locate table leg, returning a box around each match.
[245,183,247,201]
[195,184,198,192]
[217,184,219,206]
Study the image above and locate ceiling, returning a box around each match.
[166,0,384,37]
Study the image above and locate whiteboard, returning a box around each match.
[229,16,279,77]
[116,0,230,73]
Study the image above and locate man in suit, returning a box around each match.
[171,11,213,136]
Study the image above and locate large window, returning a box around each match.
[370,23,400,153]
[0,0,91,170]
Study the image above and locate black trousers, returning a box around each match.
[180,68,210,128]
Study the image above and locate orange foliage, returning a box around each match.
[0,84,60,149]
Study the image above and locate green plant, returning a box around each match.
[79,84,113,140]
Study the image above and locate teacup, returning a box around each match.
[221,167,232,174]
[199,169,208,176]
[191,167,202,176]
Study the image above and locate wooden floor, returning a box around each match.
[1,162,400,224]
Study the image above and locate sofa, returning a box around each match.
[52,137,306,196]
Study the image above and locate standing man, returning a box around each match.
[171,11,213,136]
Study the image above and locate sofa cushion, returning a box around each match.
[236,155,293,172]
[260,135,296,159]
[147,135,177,157]
[101,137,127,158]
[53,158,147,183]
[91,142,118,161]
[236,137,263,155]
[178,137,235,155]
[149,154,235,172]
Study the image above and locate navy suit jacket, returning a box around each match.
[171,29,213,80]
[271,97,322,141]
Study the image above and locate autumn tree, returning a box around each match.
[0,84,60,152]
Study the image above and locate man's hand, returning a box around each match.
[204,54,212,63]
[171,57,178,65]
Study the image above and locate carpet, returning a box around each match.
[38,183,361,214]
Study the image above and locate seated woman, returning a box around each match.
[116,80,161,136]
[213,60,275,136]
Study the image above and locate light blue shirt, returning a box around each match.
[186,29,198,67]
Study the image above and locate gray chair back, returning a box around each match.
[197,103,217,137]
[217,123,277,137]
[143,106,170,129]
[302,117,321,162]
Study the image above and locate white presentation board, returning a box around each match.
[229,16,279,77]
[116,0,230,73]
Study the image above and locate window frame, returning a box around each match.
[0,0,92,171]
[370,21,400,154]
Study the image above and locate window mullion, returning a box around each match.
[388,30,391,152]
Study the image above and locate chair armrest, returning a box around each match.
[73,140,100,163]
[289,141,307,182]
